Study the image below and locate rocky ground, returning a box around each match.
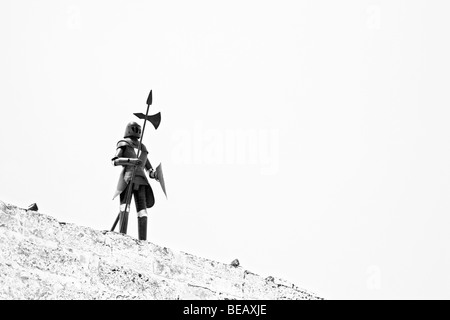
[0,200,321,300]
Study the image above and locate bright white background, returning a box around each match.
[1,0,449,299]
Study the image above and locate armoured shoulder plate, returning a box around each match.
[116,139,148,154]
[116,140,130,149]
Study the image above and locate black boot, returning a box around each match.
[138,216,147,240]
[119,211,129,234]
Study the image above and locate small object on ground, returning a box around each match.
[265,276,275,282]
[230,259,240,267]
[27,203,38,211]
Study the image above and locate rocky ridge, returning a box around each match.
[0,200,321,300]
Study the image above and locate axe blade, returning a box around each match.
[155,163,167,199]
[134,112,161,130]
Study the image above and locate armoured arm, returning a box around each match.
[112,158,142,166]
[111,147,141,166]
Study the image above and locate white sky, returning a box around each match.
[1,0,449,299]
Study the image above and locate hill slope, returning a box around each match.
[0,200,321,300]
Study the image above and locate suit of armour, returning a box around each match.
[111,122,158,240]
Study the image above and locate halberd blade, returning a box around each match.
[134,112,161,130]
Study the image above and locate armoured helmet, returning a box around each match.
[124,121,142,139]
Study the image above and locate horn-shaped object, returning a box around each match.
[155,163,167,198]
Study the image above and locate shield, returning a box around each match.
[155,163,167,199]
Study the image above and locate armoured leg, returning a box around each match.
[119,203,130,234]
[137,209,148,240]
